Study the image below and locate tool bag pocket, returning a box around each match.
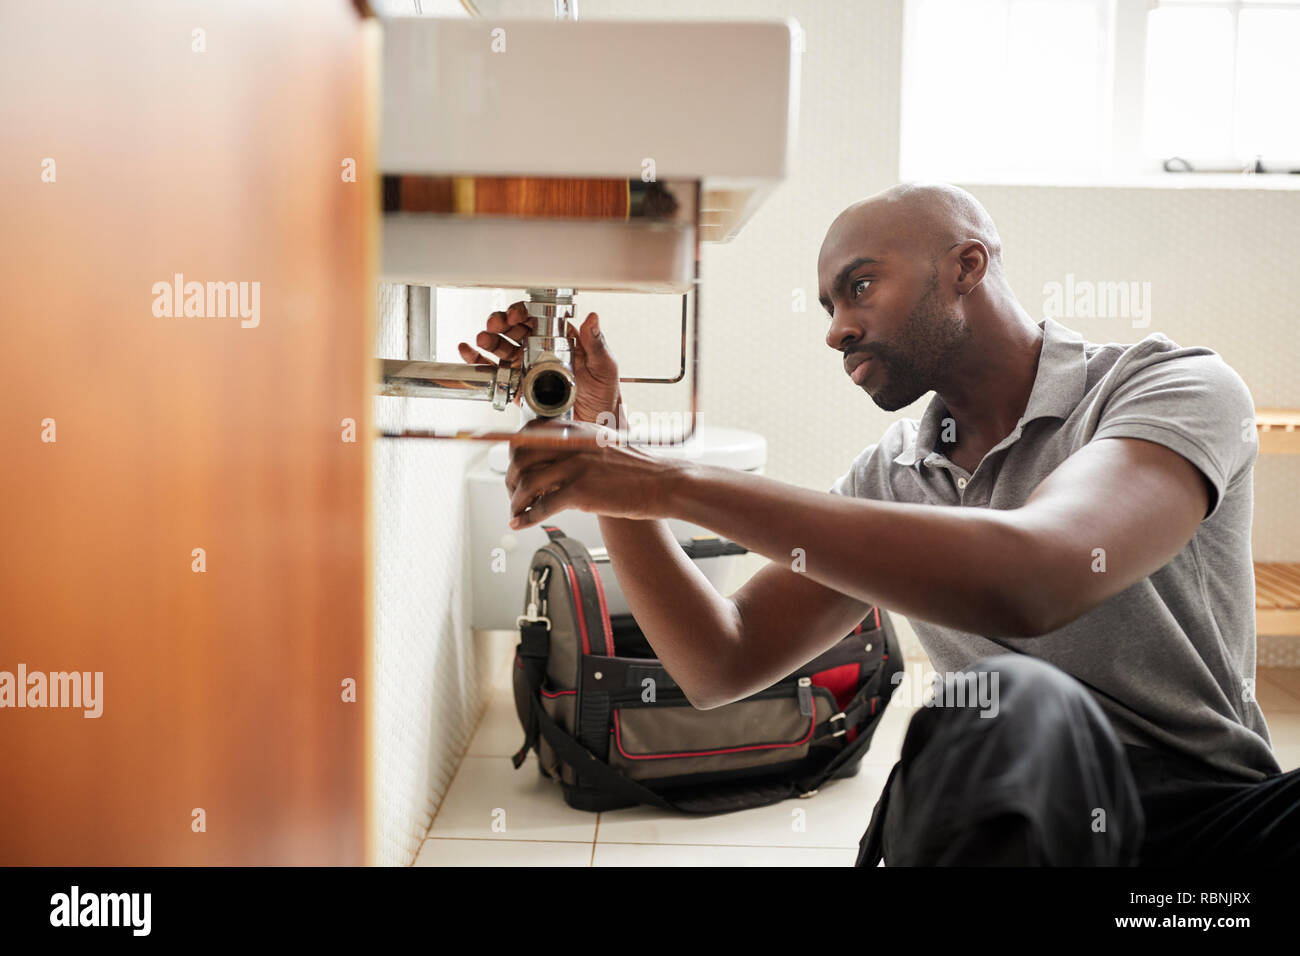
[606,683,840,782]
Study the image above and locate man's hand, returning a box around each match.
[505,420,691,529]
[457,303,622,424]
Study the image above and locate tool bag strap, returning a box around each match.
[510,618,551,770]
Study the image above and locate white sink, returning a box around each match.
[379,16,801,290]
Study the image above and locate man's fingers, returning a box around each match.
[506,302,534,329]
[453,309,530,365]
[564,320,588,370]
[506,444,583,494]
[510,483,573,529]
[457,341,487,364]
[505,446,568,494]
[509,458,582,519]
[476,328,523,363]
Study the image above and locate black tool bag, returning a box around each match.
[511,525,904,813]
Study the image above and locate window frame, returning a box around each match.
[899,0,1300,187]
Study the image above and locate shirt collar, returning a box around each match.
[893,317,1087,468]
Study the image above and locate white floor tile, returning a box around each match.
[593,760,889,849]
[591,842,858,867]
[428,753,598,844]
[860,701,916,766]
[493,656,518,695]
[479,629,519,693]
[414,838,592,867]
[467,684,526,758]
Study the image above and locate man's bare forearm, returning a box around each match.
[664,463,1036,637]
[596,514,743,704]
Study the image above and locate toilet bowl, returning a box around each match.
[465,426,766,630]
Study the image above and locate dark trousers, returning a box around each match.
[854,653,1300,866]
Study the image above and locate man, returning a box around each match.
[462,183,1299,865]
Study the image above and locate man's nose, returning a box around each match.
[826,314,862,352]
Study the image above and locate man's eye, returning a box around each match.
[852,278,873,296]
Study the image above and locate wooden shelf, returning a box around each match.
[1256,562,1300,635]
[1256,408,1300,455]
[1251,409,1300,636]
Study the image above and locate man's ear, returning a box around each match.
[953,240,990,295]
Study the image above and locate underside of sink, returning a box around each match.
[380,17,801,289]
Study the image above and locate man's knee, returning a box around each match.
[908,653,1093,742]
[884,653,1144,865]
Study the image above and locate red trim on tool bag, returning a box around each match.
[611,709,815,760]
[562,562,593,655]
[873,606,881,629]
[811,662,860,713]
[541,687,576,699]
[587,559,616,657]
[546,534,615,658]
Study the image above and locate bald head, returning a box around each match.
[816,183,1006,411]
[820,183,1003,283]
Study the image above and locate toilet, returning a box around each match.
[465,426,767,630]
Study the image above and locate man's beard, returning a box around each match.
[862,274,969,412]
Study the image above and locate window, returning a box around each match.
[900,0,1300,183]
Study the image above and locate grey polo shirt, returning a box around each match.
[830,317,1279,782]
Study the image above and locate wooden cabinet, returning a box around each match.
[0,1,376,864]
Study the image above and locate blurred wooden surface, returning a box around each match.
[386,175,632,217]
[0,1,375,864]
[1256,408,1300,455]
[1255,562,1300,636]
